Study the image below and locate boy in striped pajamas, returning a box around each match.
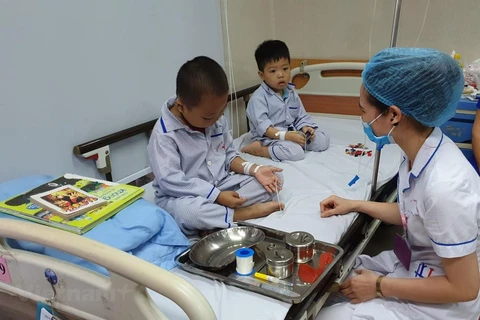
[242,40,330,161]
[148,56,284,236]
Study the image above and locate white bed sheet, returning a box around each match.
[234,115,401,244]
[148,268,291,320]
[145,115,402,320]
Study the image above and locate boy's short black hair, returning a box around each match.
[255,40,291,72]
[176,56,229,107]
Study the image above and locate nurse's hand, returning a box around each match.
[339,269,378,304]
[254,166,283,193]
[320,195,354,217]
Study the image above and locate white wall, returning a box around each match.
[219,0,275,136]
[0,0,225,183]
[222,0,480,88]
[220,0,275,89]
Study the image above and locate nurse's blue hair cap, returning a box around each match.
[362,48,464,127]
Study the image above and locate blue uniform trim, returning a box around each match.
[402,134,443,193]
[289,107,298,109]
[211,132,223,138]
[160,117,167,133]
[224,206,231,228]
[430,236,477,246]
[206,186,215,199]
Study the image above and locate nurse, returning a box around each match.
[317,48,480,320]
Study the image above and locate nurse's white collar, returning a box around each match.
[403,127,443,179]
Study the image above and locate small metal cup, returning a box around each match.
[265,248,294,279]
[285,231,314,264]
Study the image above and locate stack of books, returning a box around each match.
[0,174,144,234]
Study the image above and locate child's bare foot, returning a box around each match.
[234,201,284,221]
[241,141,262,155]
[241,141,271,158]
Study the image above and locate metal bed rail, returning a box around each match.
[72,85,260,182]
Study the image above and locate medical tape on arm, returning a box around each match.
[241,162,254,175]
[275,131,287,140]
[242,162,263,175]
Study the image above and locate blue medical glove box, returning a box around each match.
[440,99,476,143]
[440,98,478,174]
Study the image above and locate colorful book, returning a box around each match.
[0,174,144,234]
[30,185,107,219]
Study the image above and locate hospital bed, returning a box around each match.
[0,60,401,320]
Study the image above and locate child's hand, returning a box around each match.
[285,131,306,146]
[301,126,316,139]
[216,191,248,208]
[254,166,283,193]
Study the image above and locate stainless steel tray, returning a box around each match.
[175,222,344,304]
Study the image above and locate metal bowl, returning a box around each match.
[189,226,265,270]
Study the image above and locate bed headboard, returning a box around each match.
[291,62,365,96]
[290,58,367,116]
